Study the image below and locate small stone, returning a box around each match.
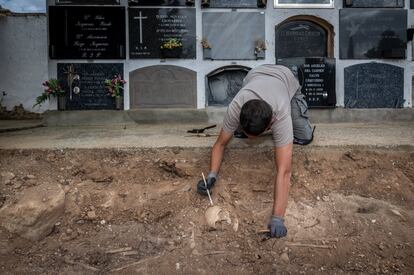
[378,243,385,250]
[180,185,191,192]
[1,172,15,184]
[280,252,289,263]
[0,183,65,241]
[371,219,376,224]
[390,209,404,219]
[316,196,321,201]
[118,192,128,198]
[87,211,97,220]
[100,220,106,225]
[322,196,329,202]
[26,175,36,180]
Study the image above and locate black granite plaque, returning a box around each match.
[56,0,120,4]
[343,0,404,8]
[129,8,196,59]
[57,63,123,110]
[276,20,327,59]
[49,6,126,59]
[339,9,407,59]
[129,0,193,6]
[411,0,414,8]
[204,0,265,8]
[344,63,404,108]
[277,57,336,108]
[275,0,333,7]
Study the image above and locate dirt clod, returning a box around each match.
[0,147,413,274]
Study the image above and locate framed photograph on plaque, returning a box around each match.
[274,0,334,8]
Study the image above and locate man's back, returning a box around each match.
[223,64,300,147]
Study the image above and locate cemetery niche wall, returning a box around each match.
[339,9,407,59]
[344,63,404,108]
[49,6,126,59]
[202,12,265,60]
[129,7,196,59]
[129,65,197,108]
[57,63,124,110]
[207,66,251,106]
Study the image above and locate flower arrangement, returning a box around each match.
[104,75,126,98]
[33,79,65,107]
[160,38,183,50]
[201,38,212,49]
[255,39,267,53]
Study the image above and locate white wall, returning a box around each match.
[0,14,49,112]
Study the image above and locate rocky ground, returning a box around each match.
[0,147,413,274]
[0,104,41,120]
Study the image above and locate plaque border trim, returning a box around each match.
[274,0,334,9]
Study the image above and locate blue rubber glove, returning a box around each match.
[268,216,287,238]
[197,172,217,196]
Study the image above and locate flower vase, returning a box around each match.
[115,96,123,110]
[58,95,66,111]
[203,48,212,60]
[255,50,266,60]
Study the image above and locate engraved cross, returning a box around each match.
[134,11,148,44]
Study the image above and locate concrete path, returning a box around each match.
[0,120,43,133]
[0,121,412,149]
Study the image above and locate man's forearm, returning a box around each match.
[210,142,225,174]
[273,171,291,217]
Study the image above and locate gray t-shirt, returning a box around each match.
[222,64,300,147]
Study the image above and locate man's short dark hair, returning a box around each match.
[240,99,272,136]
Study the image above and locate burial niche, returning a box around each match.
[207,66,251,106]
[276,16,336,108]
[275,16,333,59]
[130,65,197,108]
[344,63,404,108]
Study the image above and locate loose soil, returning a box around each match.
[0,147,413,274]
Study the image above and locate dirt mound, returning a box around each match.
[0,147,413,274]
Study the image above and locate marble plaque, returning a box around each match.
[277,57,336,108]
[274,0,334,8]
[344,63,404,108]
[343,0,404,8]
[202,12,265,60]
[276,20,327,59]
[129,8,196,59]
[57,63,123,110]
[128,0,194,6]
[207,66,251,106]
[130,65,196,108]
[49,6,126,59]
[204,0,266,8]
[339,9,407,59]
